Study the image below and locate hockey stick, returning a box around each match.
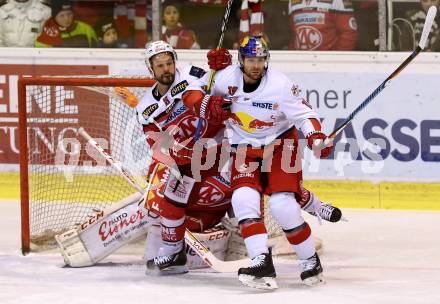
[328,5,437,140]
[78,127,249,273]
[194,0,235,141]
[78,127,145,194]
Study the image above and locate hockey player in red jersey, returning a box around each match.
[183,36,334,289]
[288,0,358,50]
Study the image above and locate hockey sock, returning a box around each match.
[240,218,268,258]
[299,188,322,213]
[159,200,186,256]
[298,188,313,209]
[284,222,316,259]
[160,216,186,256]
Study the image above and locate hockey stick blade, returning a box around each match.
[328,6,437,139]
[185,229,250,273]
[419,6,437,49]
[80,127,249,273]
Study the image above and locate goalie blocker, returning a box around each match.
[55,192,230,268]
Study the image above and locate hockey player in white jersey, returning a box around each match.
[183,36,333,289]
[131,40,233,275]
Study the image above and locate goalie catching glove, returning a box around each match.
[207,48,232,71]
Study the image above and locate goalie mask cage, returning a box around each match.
[18,75,317,258]
[19,76,156,254]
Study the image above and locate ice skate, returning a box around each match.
[146,245,188,275]
[307,202,344,223]
[238,252,278,290]
[300,253,325,286]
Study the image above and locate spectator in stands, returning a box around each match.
[161,1,200,49]
[234,0,264,49]
[0,0,51,47]
[35,0,97,48]
[96,18,127,48]
[288,0,358,50]
[404,0,440,51]
[353,0,379,51]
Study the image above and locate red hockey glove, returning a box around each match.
[207,48,232,71]
[306,132,334,159]
[204,95,232,125]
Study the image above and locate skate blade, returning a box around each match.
[302,273,325,286]
[238,274,278,290]
[146,265,188,276]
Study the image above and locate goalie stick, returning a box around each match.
[78,127,249,273]
[194,0,234,141]
[327,5,437,140]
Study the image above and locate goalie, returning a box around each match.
[56,40,343,272]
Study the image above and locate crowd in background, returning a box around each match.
[0,0,438,51]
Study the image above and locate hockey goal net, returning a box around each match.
[19,75,321,258]
[19,76,156,253]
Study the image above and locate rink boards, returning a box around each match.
[1,172,439,210]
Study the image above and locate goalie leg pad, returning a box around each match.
[55,192,158,267]
[55,229,94,267]
[185,226,231,269]
[144,225,161,261]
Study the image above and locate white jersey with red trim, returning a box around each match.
[188,64,319,146]
[136,64,207,130]
[135,64,231,219]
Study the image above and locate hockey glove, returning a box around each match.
[114,87,139,108]
[207,48,232,71]
[306,131,333,159]
[202,95,232,125]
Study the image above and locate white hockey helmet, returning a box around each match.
[144,40,178,70]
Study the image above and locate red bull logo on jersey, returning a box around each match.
[249,117,275,129]
[229,112,276,133]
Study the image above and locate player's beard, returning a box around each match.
[243,67,264,81]
[156,72,175,86]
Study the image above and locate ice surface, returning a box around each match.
[1,201,439,304]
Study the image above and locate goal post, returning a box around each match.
[18,76,156,254]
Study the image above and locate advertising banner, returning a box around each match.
[0,48,439,182]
